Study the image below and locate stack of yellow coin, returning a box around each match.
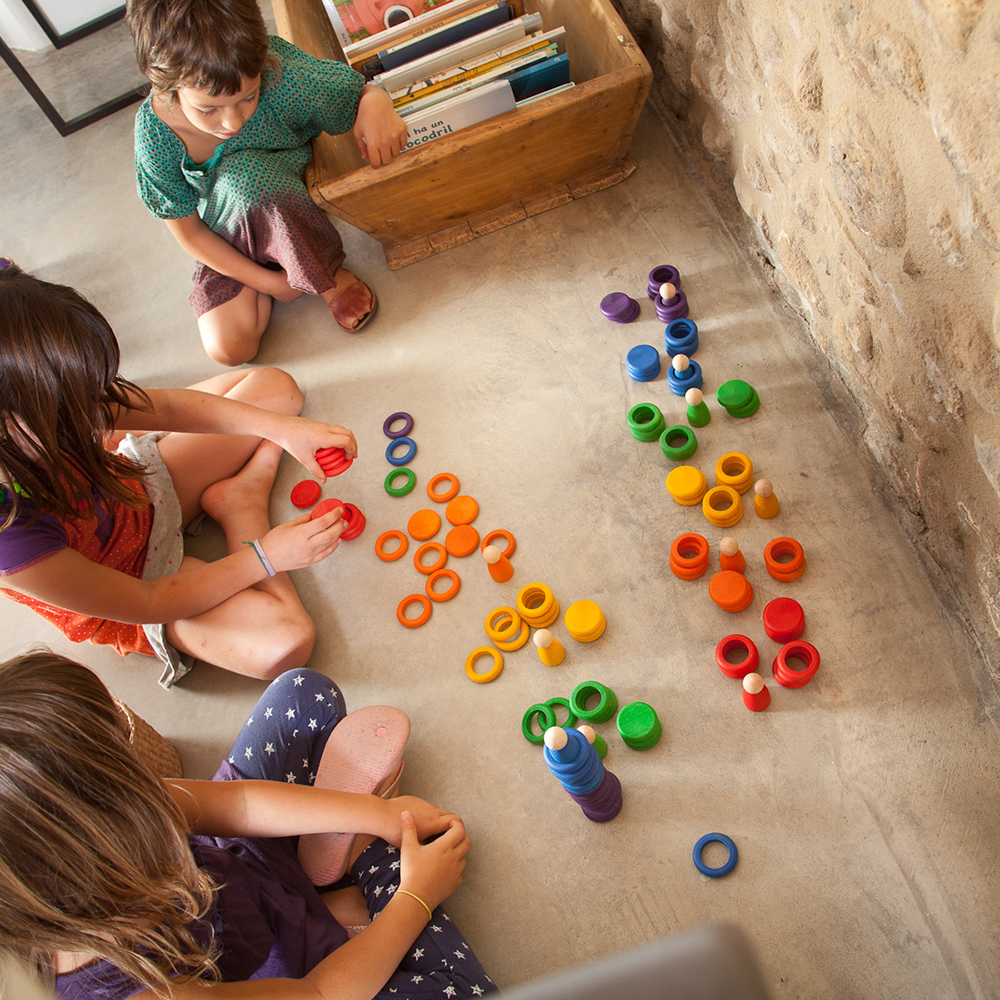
[665,465,708,506]
[564,599,607,642]
[516,583,559,628]
[702,485,744,527]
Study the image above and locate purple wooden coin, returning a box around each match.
[600,292,640,323]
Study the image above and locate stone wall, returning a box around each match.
[613,0,1000,698]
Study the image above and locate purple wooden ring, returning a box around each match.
[382,411,414,439]
[647,264,681,298]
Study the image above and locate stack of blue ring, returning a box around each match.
[665,318,699,356]
[383,411,417,496]
[666,359,703,396]
[626,345,661,381]
[543,727,623,823]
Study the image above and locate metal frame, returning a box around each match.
[0,3,147,136]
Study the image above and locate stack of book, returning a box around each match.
[323,0,574,150]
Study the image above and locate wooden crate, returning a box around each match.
[270,0,652,268]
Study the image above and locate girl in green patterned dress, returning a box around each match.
[127,0,408,366]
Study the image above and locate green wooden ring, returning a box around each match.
[522,703,557,744]
[570,680,618,723]
[543,696,578,730]
[626,403,665,442]
[659,424,698,461]
[384,467,417,497]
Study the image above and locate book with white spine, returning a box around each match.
[401,79,516,150]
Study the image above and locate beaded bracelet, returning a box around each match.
[244,539,276,577]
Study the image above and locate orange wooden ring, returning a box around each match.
[669,532,710,580]
[426,568,460,602]
[427,473,460,503]
[414,542,447,575]
[764,537,806,581]
[407,508,441,540]
[375,529,408,562]
[480,529,516,559]
[397,594,431,628]
[445,524,480,557]
[446,494,479,525]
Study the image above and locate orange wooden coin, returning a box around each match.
[445,524,480,557]
[407,508,441,540]
[445,495,479,525]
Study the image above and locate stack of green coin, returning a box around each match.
[627,403,666,441]
[616,701,662,750]
[716,379,760,418]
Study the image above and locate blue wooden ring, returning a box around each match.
[693,832,738,877]
[383,411,414,439]
[386,436,417,466]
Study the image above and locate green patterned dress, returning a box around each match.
[134,36,365,316]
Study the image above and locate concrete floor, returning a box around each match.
[3,27,1000,1000]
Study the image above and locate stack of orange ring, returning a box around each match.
[666,465,708,506]
[485,606,529,651]
[714,452,754,494]
[426,568,460,602]
[670,532,710,580]
[397,594,431,628]
[702,485,744,527]
[480,529,515,558]
[516,583,559,628]
[427,472,460,502]
[564,599,607,642]
[465,646,503,683]
[772,640,820,688]
[413,542,447,575]
[375,529,408,562]
[708,570,754,612]
[764,536,806,581]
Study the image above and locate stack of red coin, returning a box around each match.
[311,497,366,540]
[316,446,353,477]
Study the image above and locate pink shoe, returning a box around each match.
[298,705,410,886]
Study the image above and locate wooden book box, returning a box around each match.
[270,0,652,268]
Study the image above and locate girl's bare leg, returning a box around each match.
[197,285,273,367]
[164,440,317,677]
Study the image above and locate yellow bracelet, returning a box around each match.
[395,889,433,921]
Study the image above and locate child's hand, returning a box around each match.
[354,84,408,167]
[384,796,461,846]
[397,810,469,912]
[259,507,345,572]
[275,417,358,480]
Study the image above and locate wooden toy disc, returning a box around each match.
[407,508,441,540]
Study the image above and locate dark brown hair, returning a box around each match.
[126,0,273,97]
[0,650,218,994]
[0,262,152,530]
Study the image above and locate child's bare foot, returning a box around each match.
[321,884,370,935]
[200,439,282,525]
[323,268,377,333]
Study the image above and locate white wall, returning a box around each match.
[0,0,120,48]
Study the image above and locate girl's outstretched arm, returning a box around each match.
[1,505,345,625]
[353,84,408,167]
[163,214,303,302]
[116,387,358,480]
[166,778,458,845]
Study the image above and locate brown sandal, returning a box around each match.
[327,270,378,332]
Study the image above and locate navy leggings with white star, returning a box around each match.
[221,669,497,1000]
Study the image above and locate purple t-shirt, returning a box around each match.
[56,766,347,999]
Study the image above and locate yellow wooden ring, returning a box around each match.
[516,583,556,625]
[485,606,521,642]
[466,646,503,683]
[494,622,530,651]
[714,452,754,494]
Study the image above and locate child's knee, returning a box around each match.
[252,613,316,679]
[243,367,304,416]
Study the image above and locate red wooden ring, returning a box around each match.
[414,542,447,575]
[772,640,820,688]
[397,594,432,628]
[311,498,343,521]
[715,634,760,679]
[339,503,366,540]
[426,568,461,602]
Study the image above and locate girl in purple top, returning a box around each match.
[0,651,495,1000]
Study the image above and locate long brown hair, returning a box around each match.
[0,650,218,995]
[0,262,152,530]
[126,0,274,97]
